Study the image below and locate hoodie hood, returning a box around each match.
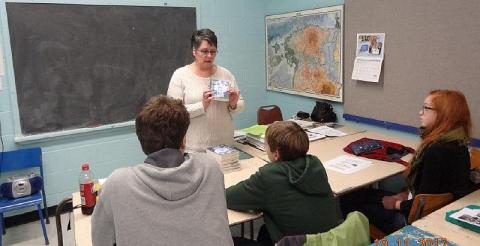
[132,148,207,201]
[281,154,332,195]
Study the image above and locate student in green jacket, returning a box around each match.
[226,121,343,246]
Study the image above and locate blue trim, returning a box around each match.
[343,114,480,148]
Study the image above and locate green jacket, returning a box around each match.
[305,211,370,246]
[226,155,343,243]
[276,211,370,246]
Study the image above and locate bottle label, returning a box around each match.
[80,182,96,208]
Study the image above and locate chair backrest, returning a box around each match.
[407,193,454,224]
[55,197,73,246]
[257,105,283,125]
[470,147,480,169]
[0,147,43,172]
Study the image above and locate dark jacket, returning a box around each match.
[400,141,473,215]
[226,155,342,243]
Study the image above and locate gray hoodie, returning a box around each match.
[91,148,234,246]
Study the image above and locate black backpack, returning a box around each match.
[311,101,337,123]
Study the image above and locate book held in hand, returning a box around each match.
[210,79,230,101]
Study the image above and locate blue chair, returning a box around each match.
[0,147,49,245]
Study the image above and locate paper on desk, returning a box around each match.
[287,119,315,129]
[98,178,107,185]
[324,155,372,174]
[308,126,346,137]
[234,130,247,142]
[306,132,325,142]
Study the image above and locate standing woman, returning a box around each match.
[341,89,474,234]
[168,29,244,152]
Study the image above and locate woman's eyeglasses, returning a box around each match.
[421,105,435,113]
[196,49,218,57]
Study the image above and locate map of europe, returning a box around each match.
[266,7,343,101]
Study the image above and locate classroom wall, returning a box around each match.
[0,0,266,208]
[264,0,345,121]
[263,0,421,145]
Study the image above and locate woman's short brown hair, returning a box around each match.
[135,95,190,154]
[191,28,217,49]
[265,121,309,161]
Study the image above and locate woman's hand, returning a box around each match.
[228,88,240,109]
[202,91,213,111]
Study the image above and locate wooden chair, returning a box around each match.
[470,147,480,169]
[407,193,454,224]
[257,105,283,125]
[370,192,454,240]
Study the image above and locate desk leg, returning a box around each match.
[249,221,254,239]
[241,223,244,237]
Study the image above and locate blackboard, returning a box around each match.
[6,3,196,136]
[343,0,480,140]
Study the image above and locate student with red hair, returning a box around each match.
[341,90,475,234]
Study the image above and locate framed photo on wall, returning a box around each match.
[265,5,344,102]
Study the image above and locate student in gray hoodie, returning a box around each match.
[91,95,233,246]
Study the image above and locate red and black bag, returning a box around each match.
[343,137,415,166]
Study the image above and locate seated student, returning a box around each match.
[226,121,343,246]
[91,95,233,246]
[341,89,475,234]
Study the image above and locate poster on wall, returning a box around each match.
[265,5,343,102]
[351,33,385,82]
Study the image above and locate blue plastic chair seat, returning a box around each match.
[0,192,43,213]
[0,148,49,245]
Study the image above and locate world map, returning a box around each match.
[266,6,343,101]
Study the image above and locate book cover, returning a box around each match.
[207,144,238,155]
[446,205,480,233]
[210,79,230,101]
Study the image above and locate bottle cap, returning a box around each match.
[82,163,90,171]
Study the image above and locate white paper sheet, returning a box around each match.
[352,58,383,82]
[287,119,315,129]
[306,132,326,142]
[324,155,372,174]
[308,126,346,137]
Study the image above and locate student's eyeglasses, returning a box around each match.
[196,49,218,57]
[421,105,435,113]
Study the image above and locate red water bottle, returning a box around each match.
[79,163,96,215]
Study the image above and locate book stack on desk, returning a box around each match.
[241,125,268,151]
[206,145,240,172]
[245,133,265,151]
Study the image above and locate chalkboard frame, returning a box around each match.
[1,2,198,143]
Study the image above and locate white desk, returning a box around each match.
[413,189,480,246]
[309,130,417,195]
[235,127,418,195]
[73,157,267,246]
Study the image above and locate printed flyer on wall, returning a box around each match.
[351,33,385,82]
